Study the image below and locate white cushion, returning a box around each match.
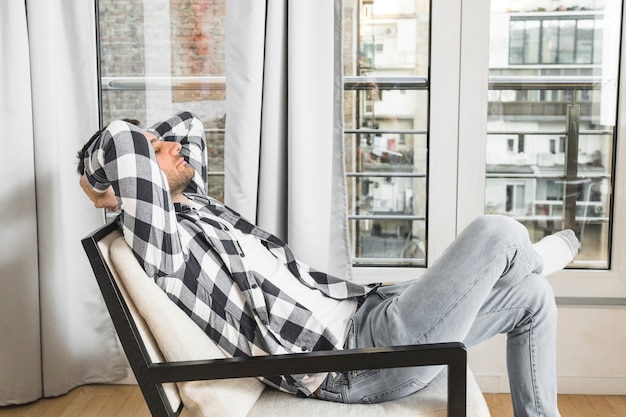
[97,231,181,413]
[110,237,265,417]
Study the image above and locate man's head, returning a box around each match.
[144,131,195,197]
[76,119,140,176]
[77,118,195,209]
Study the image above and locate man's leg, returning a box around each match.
[463,273,559,417]
[315,215,573,416]
[355,215,546,347]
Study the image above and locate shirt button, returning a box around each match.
[261,320,268,325]
[251,284,258,289]
[301,347,309,352]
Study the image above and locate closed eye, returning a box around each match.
[150,139,160,153]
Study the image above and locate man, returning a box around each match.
[78,111,578,416]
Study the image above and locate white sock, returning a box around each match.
[533,230,580,277]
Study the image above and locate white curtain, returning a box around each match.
[225,0,352,278]
[0,0,126,405]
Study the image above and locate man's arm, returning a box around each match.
[79,175,119,211]
[83,120,185,278]
[147,111,208,196]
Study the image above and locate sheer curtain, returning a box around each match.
[225,0,352,278]
[0,0,126,405]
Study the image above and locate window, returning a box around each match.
[97,0,624,285]
[97,0,226,201]
[487,0,620,271]
[343,0,430,267]
[508,14,600,65]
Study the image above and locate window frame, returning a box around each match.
[351,0,463,284]
[457,0,626,300]
[356,0,626,300]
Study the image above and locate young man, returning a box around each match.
[78,111,578,416]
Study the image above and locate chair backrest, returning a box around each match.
[82,221,183,417]
[82,221,266,417]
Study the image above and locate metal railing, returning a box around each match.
[485,77,614,231]
[101,76,226,91]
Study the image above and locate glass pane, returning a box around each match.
[344,0,430,267]
[343,125,427,176]
[347,176,426,215]
[559,20,576,64]
[593,20,604,63]
[576,19,594,64]
[97,0,226,201]
[349,219,426,266]
[488,2,620,270]
[541,20,559,64]
[509,21,525,64]
[524,20,541,64]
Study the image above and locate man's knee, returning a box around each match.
[467,215,529,243]
[519,275,557,321]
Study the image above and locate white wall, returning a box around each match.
[470,305,626,394]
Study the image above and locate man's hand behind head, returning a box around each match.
[79,175,119,212]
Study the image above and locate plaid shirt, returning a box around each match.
[84,111,375,396]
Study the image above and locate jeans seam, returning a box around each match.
[483,307,544,417]
[529,314,542,417]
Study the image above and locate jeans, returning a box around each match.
[315,215,560,417]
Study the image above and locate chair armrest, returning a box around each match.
[146,342,467,417]
[148,342,466,381]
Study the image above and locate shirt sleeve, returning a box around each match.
[83,119,186,278]
[147,111,208,196]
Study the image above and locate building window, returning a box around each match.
[508,14,599,65]
[506,183,526,214]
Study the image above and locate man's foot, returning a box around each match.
[533,230,580,277]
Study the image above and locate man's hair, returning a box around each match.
[76,118,140,175]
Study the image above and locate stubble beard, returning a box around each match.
[168,166,195,200]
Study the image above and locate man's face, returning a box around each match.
[146,131,195,194]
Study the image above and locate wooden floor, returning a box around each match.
[483,392,626,417]
[0,385,150,417]
[0,385,625,416]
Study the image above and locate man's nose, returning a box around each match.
[165,141,181,154]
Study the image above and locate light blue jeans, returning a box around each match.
[316,215,560,417]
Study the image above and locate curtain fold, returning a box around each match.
[0,0,127,405]
[225,0,352,279]
[0,0,42,404]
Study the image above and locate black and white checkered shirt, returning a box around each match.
[84,111,375,396]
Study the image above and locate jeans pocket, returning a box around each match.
[314,387,345,403]
[314,371,348,403]
[361,379,423,404]
[345,316,358,350]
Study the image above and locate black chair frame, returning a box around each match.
[82,221,467,417]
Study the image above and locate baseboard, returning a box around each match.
[475,375,626,395]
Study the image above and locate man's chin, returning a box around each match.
[168,171,195,194]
